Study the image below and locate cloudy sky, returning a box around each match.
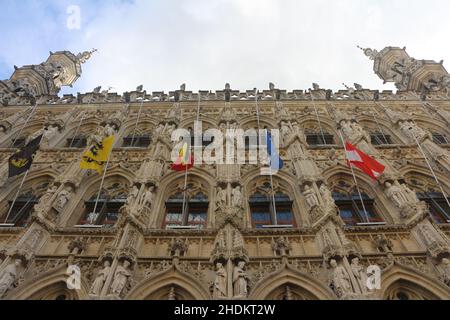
[1,0,449,95]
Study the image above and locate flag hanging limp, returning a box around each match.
[80,135,115,174]
[8,134,43,178]
[345,142,385,180]
[266,131,284,171]
[171,142,193,172]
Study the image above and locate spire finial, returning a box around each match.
[357,45,379,61]
[76,48,98,64]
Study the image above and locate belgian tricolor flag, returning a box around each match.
[8,134,43,178]
[171,142,193,172]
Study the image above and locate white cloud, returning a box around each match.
[3,0,450,95]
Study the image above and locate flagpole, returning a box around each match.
[310,90,327,145]
[3,170,29,224]
[70,95,95,148]
[377,101,450,216]
[360,91,389,145]
[87,100,133,225]
[410,130,450,216]
[180,92,200,224]
[3,128,46,224]
[338,130,371,224]
[130,92,146,147]
[90,140,114,225]
[256,89,278,225]
[12,103,39,147]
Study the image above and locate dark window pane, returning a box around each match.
[67,137,87,148]
[306,134,334,146]
[123,135,151,148]
[432,134,448,145]
[371,134,392,145]
[11,138,26,149]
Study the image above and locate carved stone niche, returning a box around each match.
[271,236,292,257]
[68,237,88,256]
[216,164,241,184]
[415,222,450,260]
[169,238,189,257]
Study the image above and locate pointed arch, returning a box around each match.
[323,164,393,225]
[381,264,450,300]
[249,264,335,300]
[239,114,277,129]
[8,265,90,300]
[126,265,211,300]
[154,168,215,229]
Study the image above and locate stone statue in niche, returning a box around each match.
[34,185,58,212]
[126,185,139,206]
[303,185,319,209]
[139,186,155,209]
[89,260,111,296]
[233,261,249,298]
[216,186,227,209]
[329,259,353,298]
[398,120,428,142]
[231,186,243,208]
[213,262,227,299]
[54,186,73,212]
[350,257,367,294]
[110,260,132,296]
[0,259,23,298]
[320,184,335,211]
[439,258,450,286]
[384,181,409,208]
[40,125,59,148]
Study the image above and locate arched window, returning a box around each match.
[432,133,449,145]
[417,192,450,224]
[404,174,450,224]
[11,136,27,149]
[333,190,383,226]
[370,131,393,146]
[123,126,152,148]
[249,188,295,229]
[66,135,87,148]
[0,191,38,227]
[77,187,126,228]
[164,191,209,230]
[304,128,334,146]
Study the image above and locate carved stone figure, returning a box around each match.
[216,187,227,209]
[233,261,249,298]
[139,186,155,209]
[399,120,428,142]
[41,125,59,148]
[350,257,367,294]
[231,186,242,208]
[54,186,73,212]
[0,259,22,298]
[89,260,111,296]
[127,185,139,206]
[303,185,319,209]
[213,263,227,299]
[110,260,132,296]
[439,258,450,286]
[320,184,335,210]
[329,259,353,298]
[385,181,409,208]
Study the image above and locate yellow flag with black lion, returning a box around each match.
[80,135,115,174]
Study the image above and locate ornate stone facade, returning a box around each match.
[0,46,450,300]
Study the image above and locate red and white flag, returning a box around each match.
[345,142,385,180]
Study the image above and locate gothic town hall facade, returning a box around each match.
[0,46,449,300]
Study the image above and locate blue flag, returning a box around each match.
[266,131,284,171]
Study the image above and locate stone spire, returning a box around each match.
[359,45,450,93]
[0,49,96,105]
